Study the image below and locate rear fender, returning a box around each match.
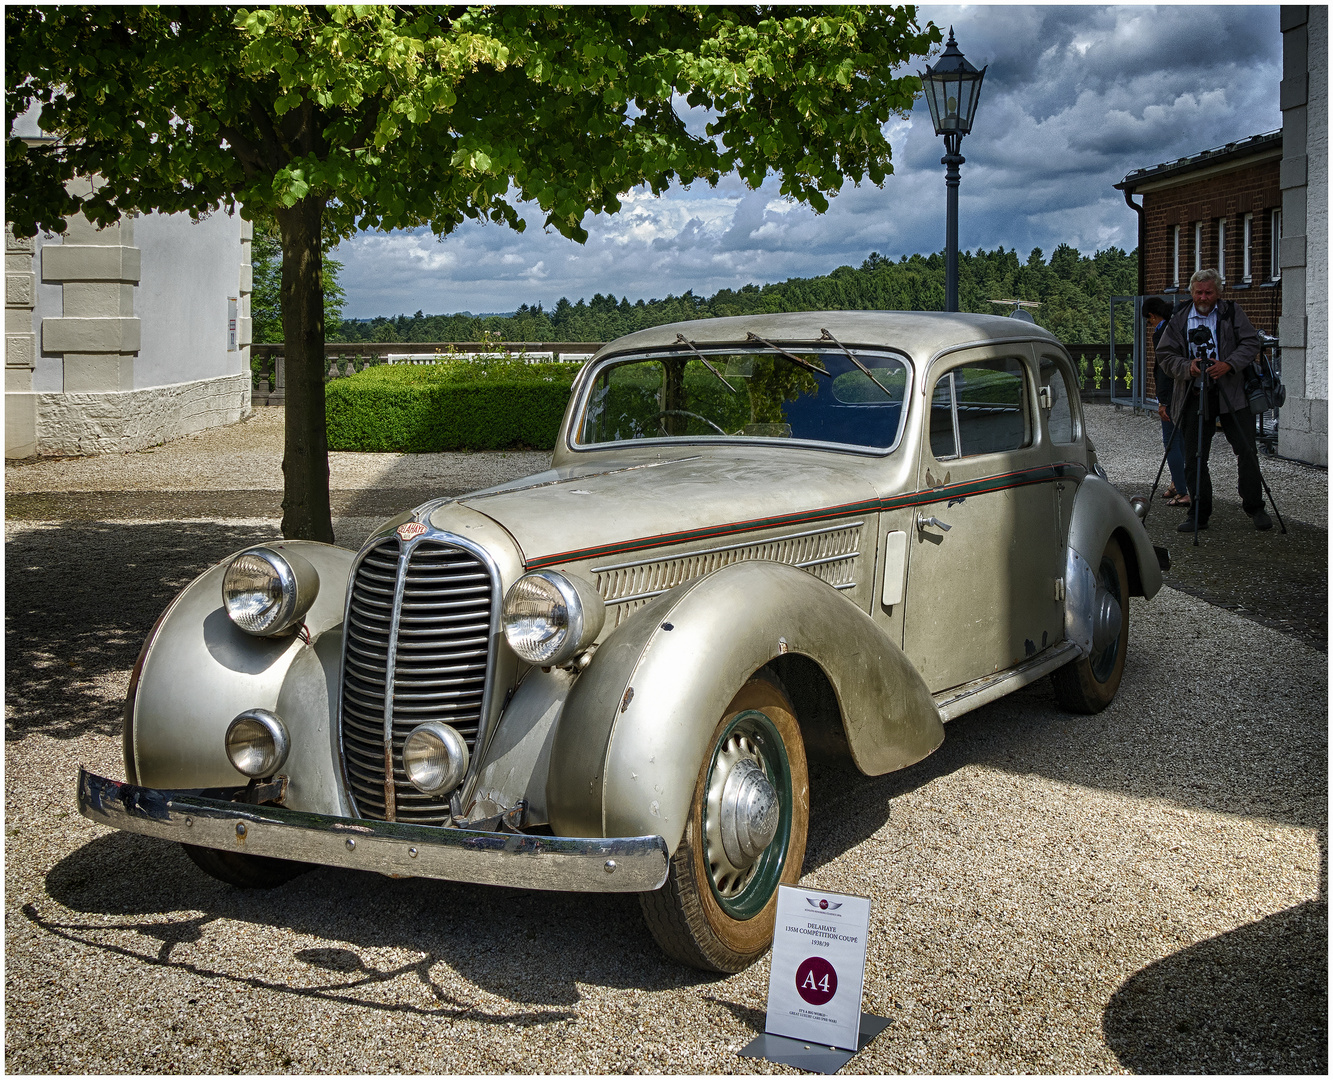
[129,540,355,816]
[545,561,942,852]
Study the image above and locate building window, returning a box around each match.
[1271,208,1282,280]
[1172,225,1181,287]
[1194,222,1203,274]
[1217,218,1226,282]
[1242,212,1253,282]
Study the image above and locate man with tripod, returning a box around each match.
[1155,268,1272,532]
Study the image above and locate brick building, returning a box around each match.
[1115,130,1284,335]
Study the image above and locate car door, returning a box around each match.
[901,345,1065,694]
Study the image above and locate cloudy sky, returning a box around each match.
[332,4,1284,319]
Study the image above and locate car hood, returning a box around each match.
[443,449,883,570]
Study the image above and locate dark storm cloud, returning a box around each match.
[334,6,1283,318]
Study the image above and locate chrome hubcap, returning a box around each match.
[704,732,778,898]
[1091,586,1122,653]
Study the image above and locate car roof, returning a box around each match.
[592,310,1062,362]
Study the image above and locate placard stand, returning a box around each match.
[740,885,890,1073]
[739,1012,892,1074]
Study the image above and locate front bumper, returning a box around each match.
[77,769,670,893]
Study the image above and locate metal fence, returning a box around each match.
[250,339,1136,406]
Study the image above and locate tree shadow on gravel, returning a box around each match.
[39,830,722,1014]
[5,521,282,741]
[1102,897,1327,1074]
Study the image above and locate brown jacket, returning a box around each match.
[1154,299,1261,420]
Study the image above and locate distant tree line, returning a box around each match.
[329,244,1138,347]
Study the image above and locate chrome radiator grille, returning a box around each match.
[340,536,494,824]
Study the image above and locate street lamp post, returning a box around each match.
[919,29,986,313]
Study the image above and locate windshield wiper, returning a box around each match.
[674,334,738,394]
[819,328,894,399]
[744,333,832,378]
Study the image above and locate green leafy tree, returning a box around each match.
[6,4,938,540]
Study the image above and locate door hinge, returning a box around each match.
[1054,577,1066,601]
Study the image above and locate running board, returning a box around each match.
[933,641,1082,722]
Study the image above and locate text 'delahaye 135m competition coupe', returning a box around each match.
[80,311,1163,972]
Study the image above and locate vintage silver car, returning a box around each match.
[79,311,1162,972]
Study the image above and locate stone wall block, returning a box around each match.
[1280,154,1309,188]
[41,243,141,284]
[32,372,250,455]
[1278,313,1308,349]
[5,227,36,254]
[6,333,36,369]
[63,353,134,393]
[1281,74,1310,110]
[42,316,141,354]
[60,282,135,318]
[1278,234,1307,267]
[6,390,36,457]
[6,271,35,307]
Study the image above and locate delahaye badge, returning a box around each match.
[396,522,427,541]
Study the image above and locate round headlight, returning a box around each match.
[225,709,290,778]
[222,546,320,636]
[403,722,470,795]
[502,570,605,666]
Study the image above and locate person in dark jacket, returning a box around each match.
[1144,295,1189,506]
[1155,268,1270,531]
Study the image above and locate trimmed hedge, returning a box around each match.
[325,358,583,452]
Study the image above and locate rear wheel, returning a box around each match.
[1053,538,1129,713]
[639,672,809,972]
[182,844,310,889]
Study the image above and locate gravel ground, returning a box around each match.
[5,405,1326,1074]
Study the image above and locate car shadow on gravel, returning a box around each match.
[5,521,284,742]
[39,830,724,1015]
[1101,896,1328,1074]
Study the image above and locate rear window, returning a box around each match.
[576,348,910,451]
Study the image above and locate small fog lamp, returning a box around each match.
[403,722,470,795]
[502,570,605,666]
[1130,495,1149,520]
[222,546,320,637]
[225,709,290,778]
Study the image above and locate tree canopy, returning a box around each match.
[7,5,940,539]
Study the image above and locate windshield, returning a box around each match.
[575,348,910,451]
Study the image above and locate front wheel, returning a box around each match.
[1053,538,1129,713]
[639,672,809,972]
[182,844,310,889]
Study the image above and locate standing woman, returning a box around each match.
[1145,296,1189,507]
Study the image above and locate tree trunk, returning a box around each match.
[274,197,334,543]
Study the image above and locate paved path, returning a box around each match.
[5,406,1326,1073]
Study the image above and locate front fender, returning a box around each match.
[129,540,355,816]
[545,561,942,853]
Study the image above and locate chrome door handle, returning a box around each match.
[917,515,952,533]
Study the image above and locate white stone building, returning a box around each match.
[6,119,254,458]
[1277,5,1328,465]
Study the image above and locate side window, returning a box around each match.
[1040,356,1079,445]
[929,358,1030,459]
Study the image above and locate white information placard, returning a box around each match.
[764,884,872,1051]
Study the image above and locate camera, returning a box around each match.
[1188,326,1214,347]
